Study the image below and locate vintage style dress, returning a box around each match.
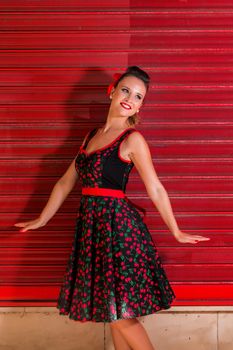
[56,127,176,325]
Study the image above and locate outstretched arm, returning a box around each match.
[14,156,79,231]
[126,131,210,244]
[14,130,91,232]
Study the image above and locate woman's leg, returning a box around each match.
[110,325,132,350]
[110,318,155,350]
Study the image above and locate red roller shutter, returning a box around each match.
[1,1,233,306]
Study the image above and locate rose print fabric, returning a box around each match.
[56,127,176,323]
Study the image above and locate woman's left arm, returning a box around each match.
[126,131,210,244]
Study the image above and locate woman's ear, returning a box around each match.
[110,87,116,99]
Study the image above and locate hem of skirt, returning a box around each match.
[56,301,175,323]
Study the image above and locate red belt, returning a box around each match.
[82,187,125,198]
[81,187,147,222]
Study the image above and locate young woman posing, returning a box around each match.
[15,66,210,350]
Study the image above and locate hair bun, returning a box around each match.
[125,66,150,83]
[126,66,142,73]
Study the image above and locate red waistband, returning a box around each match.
[81,187,126,198]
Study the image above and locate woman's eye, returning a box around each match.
[136,95,142,100]
[122,88,128,93]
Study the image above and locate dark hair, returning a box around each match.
[113,66,150,126]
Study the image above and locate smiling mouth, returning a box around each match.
[120,102,131,110]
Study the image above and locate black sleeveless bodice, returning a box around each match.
[75,127,137,192]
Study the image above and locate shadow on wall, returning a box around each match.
[5,67,112,304]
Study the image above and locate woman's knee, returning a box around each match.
[110,318,138,330]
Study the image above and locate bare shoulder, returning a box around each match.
[128,129,147,143]
[126,129,150,152]
[121,129,151,165]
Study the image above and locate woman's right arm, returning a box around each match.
[14,157,79,232]
[14,130,91,232]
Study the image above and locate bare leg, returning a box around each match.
[110,325,132,350]
[110,318,155,350]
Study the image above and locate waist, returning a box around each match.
[81,187,126,198]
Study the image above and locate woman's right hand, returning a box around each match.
[14,217,46,232]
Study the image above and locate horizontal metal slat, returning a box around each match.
[127,177,233,194]
[3,68,233,86]
[2,11,233,31]
[0,231,75,248]
[3,31,233,50]
[0,249,70,265]
[2,49,233,68]
[1,0,233,11]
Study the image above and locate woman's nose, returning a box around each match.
[124,94,132,102]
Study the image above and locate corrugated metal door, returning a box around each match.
[1,1,233,306]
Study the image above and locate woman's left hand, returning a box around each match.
[173,230,210,244]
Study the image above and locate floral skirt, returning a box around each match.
[56,195,176,323]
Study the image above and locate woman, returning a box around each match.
[15,66,210,350]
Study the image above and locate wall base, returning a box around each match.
[0,307,232,350]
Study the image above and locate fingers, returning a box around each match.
[193,236,210,241]
[19,228,27,232]
[14,223,26,227]
[19,225,34,232]
[178,234,211,244]
[14,222,32,232]
[188,236,210,244]
[15,226,29,232]
[14,218,44,232]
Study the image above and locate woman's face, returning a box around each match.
[110,75,147,117]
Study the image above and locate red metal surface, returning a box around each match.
[1,285,233,307]
[1,1,233,306]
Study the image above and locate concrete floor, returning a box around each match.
[0,306,233,350]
